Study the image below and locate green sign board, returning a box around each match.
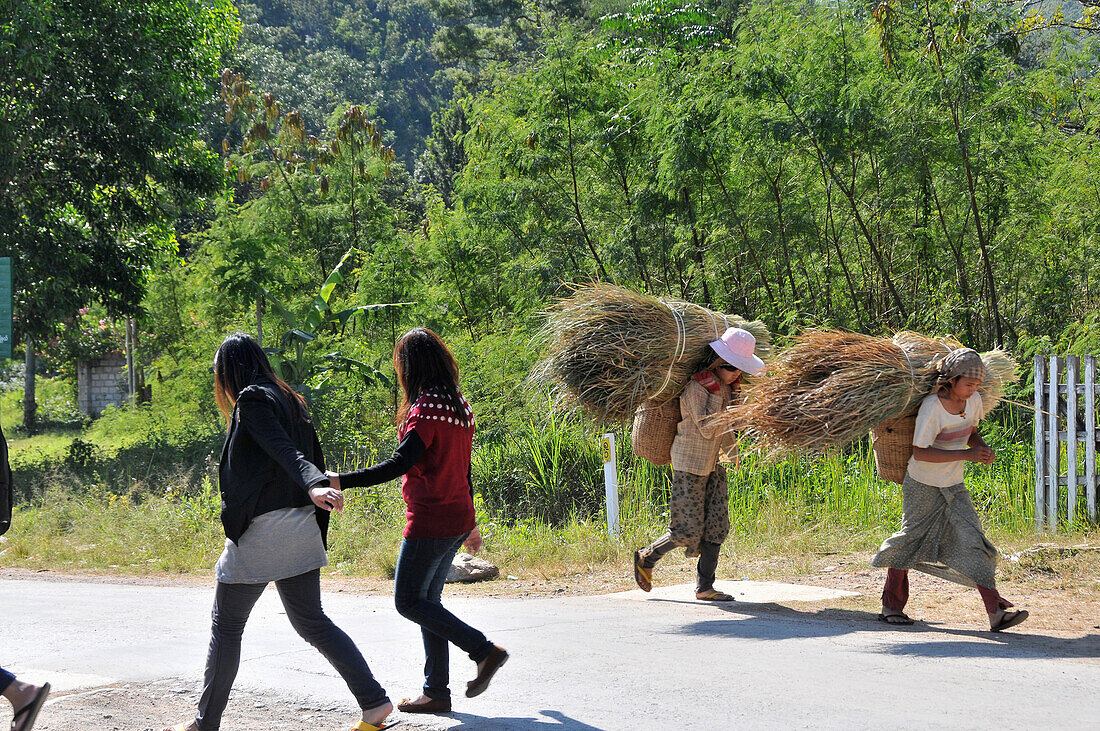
[0,258,11,360]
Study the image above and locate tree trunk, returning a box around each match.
[125,318,135,405]
[256,294,265,347]
[22,340,35,433]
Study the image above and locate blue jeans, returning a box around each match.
[394,533,494,701]
[0,666,14,693]
[196,569,388,730]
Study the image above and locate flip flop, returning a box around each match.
[695,588,735,601]
[10,682,50,731]
[878,611,915,625]
[633,549,652,592]
[990,609,1029,632]
[351,721,400,731]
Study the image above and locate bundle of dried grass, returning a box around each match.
[715,330,1017,456]
[530,284,771,422]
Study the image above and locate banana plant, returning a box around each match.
[257,248,411,402]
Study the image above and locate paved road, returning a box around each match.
[3,577,1098,730]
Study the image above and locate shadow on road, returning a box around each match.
[877,625,1100,660]
[443,709,607,729]
[654,598,1100,661]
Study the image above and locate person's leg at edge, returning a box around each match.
[394,535,496,692]
[275,570,392,726]
[2,667,44,711]
[192,581,267,731]
[1,667,14,696]
[2,667,49,731]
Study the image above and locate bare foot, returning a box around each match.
[362,700,393,727]
[4,680,50,731]
[2,680,43,711]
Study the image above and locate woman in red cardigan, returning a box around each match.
[329,328,508,715]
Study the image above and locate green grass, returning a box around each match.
[2,390,1094,580]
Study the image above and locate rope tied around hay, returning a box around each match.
[654,301,687,401]
[653,301,730,401]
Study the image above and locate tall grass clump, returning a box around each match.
[1,475,225,573]
[473,410,604,524]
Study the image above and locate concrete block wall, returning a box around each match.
[77,354,128,417]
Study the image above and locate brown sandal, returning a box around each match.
[466,645,509,698]
[878,611,914,625]
[990,609,1029,632]
[397,696,451,713]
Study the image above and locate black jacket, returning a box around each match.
[218,379,330,546]
[0,417,11,536]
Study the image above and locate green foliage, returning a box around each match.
[10,0,1100,568]
[232,0,442,160]
[260,249,409,401]
[0,0,240,339]
[421,0,1100,349]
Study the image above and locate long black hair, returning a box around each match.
[393,328,469,427]
[213,332,307,423]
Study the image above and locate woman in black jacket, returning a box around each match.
[164,333,393,731]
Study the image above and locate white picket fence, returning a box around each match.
[1033,355,1098,529]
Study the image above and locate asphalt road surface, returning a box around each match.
[3,577,1097,730]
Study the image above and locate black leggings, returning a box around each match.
[195,569,388,730]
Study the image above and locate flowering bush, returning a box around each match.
[38,306,126,376]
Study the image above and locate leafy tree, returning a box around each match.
[0,0,239,429]
[231,0,442,160]
[260,249,408,402]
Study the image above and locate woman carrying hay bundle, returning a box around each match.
[871,348,1029,632]
[633,327,765,601]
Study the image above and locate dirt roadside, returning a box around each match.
[4,539,1098,633]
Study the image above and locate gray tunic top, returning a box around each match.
[215,505,328,584]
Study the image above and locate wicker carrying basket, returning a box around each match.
[631,397,682,466]
[870,415,917,485]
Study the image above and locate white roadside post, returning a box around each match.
[601,433,620,537]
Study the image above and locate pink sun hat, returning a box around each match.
[709,327,765,376]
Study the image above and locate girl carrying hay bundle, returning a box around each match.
[632,327,765,601]
[871,348,1029,632]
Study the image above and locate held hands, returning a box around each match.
[324,470,342,491]
[309,484,344,512]
[968,445,996,466]
[692,370,721,394]
[463,525,483,554]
